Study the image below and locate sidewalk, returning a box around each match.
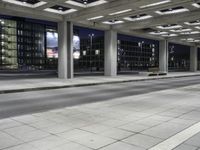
[1,82,200,150]
[0,72,200,94]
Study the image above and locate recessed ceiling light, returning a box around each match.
[184,20,200,26]
[124,14,153,21]
[155,6,189,15]
[157,24,182,29]
[188,40,200,43]
[162,34,178,37]
[180,31,200,35]
[102,20,124,25]
[44,5,77,14]
[87,16,104,20]
[65,0,107,8]
[2,0,47,8]
[109,9,132,16]
[192,3,200,8]
[140,0,171,8]
[170,28,192,32]
[195,26,200,30]
[149,31,168,35]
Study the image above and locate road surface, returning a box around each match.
[0,76,200,119]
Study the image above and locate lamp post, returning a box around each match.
[138,41,144,70]
[88,33,94,72]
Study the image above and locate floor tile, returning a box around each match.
[173,144,198,150]
[123,134,162,149]
[0,119,22,130]
[52,142,92,150]
[142,122,187,139]
[0,131,22,149]
[119,123,150,133]
[100,128,134,140]
[28,135,69,150]
[99,141,145,150]
[185,133,200,147]
[3,143,38,150]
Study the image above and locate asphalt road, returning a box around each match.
[0,76,200,119]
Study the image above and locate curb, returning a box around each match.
[0,74,200,94]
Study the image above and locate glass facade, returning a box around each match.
[117,34,159,72]
[1,15,196,75]
[73,27,104,74]
[0,16,58,71]
[0,19,18,70]
[168,43,190,71]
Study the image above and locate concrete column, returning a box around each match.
[58,21,73,79]
[104,30,117,76]
[190,46,198,72]
[159,40,168,73]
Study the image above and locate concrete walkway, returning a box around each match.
[0,72,200,94]
[1,82,200,150]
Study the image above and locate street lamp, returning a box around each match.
[88,33,94,72]
[138,41,144,70]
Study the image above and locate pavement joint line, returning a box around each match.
[0,74,200,94]
[148,121,200,150]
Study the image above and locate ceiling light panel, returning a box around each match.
[181,38,194,41]
[87,16,104,20]
[65,0,107,8]
[149,31,168,35]
[102,20,124,25]
[2,0,47,8]
[162,34,178,37]
[180,31,200,35]
[192,2,200,8]
[124,14,153,21]
[44,5,77,14]
[184,20,200,26]
[170,28,192,32]
[196,26,200,29]
[181,38,200,43]
[155,6,189,15]
[109,9,132,16]
[157,24,182,29]
[188,40,200,42]
[140,0,171,8]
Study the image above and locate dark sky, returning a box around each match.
[169,43,190,59]
[74,26,104,39]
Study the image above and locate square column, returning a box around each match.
[159,40,168,73]
[58,21,73,79]
[104,30,117,76]
[190,46,198,72]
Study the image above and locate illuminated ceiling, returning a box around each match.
[0,0,200,46]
